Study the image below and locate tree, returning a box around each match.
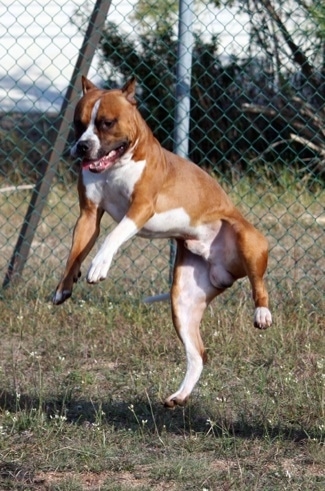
[131,0,179,35]
[222,1,325,99]
[220,0,325,173]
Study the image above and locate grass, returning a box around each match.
[0,174,324,489]
[0,281,324,490]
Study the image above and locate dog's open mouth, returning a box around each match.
[82,142,128,173]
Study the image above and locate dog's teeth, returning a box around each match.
[108,150,117,159]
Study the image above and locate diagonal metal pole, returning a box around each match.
[3,0,112,288]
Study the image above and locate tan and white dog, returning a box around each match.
[53,77,272,407]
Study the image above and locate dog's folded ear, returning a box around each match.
[122,77,137,105]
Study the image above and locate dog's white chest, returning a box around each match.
[82,157,146,222]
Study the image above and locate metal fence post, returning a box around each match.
[170,0,195,283]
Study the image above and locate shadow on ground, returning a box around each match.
[0,388,320,443]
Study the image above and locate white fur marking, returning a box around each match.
[87,216,139,283]
[82,155,146,221]
[71,99,101,158]
[166,334,204,404]
[254,307,272,328]
[139,207,202,239]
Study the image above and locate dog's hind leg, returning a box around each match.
[165,240,220,408]
[235,224,272,329]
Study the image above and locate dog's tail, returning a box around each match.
[143,293,170,304]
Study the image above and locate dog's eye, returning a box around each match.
[100,119,116,130]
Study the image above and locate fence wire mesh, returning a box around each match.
[0,0,324,314]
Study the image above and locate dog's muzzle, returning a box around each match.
[71,139,96,159]
[72,138,130,173]
[75,141,91,156]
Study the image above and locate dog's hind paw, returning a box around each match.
[52,289,72,305]
[254,307,272,329]
[164,395,189,408]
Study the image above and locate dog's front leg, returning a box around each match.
[53,205,104,305]
[87,202,154,284]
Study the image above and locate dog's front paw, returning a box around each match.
[87,254,112,284]
[53,288,72,305]
[254,307,272,329]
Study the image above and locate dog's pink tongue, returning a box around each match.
[82,151,118,173]
[82,160,92,171]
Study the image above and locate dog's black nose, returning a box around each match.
[76,141,90,156]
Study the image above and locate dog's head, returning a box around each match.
[71,77,140,173]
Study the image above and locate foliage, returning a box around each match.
[131,0,179,35]
[0,114,58,185]
[100,22,177,152]
[222,1,325,92]
[97,10,325,180]
[309,0,325,38]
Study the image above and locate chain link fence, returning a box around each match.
[0,0,324,314]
